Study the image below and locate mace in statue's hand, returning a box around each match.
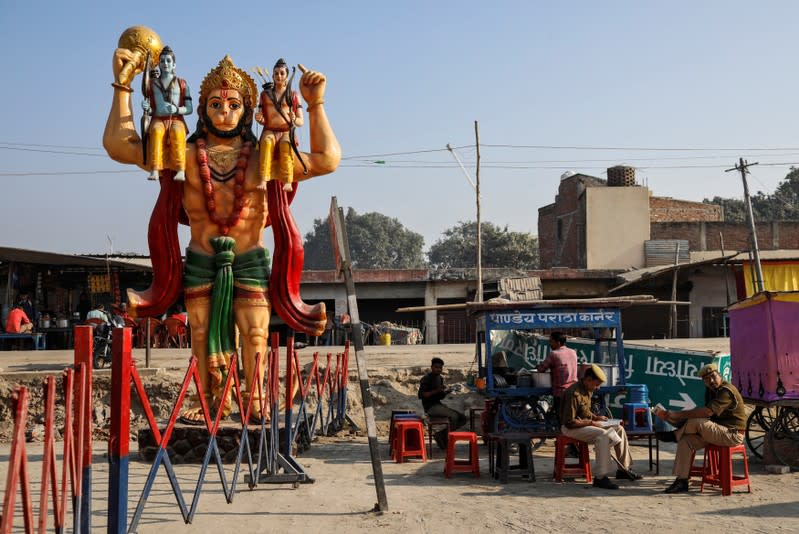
[112,48,139,91]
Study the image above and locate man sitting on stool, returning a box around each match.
[657,362,747,494]
[560,364,643,490]
[418,357,468,449]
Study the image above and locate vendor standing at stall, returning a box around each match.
[537,331,578,415]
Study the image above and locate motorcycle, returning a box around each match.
[93,314,125,369]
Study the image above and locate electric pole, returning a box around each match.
[474,120,482,303]
[725,158,764,293]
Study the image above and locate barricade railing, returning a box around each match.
[287,340,350,452]
[1,325,93,534]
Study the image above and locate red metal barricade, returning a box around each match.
[1,325,93,534]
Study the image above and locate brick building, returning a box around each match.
[536,166,799,338]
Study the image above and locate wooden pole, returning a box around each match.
[329,197,388,512]
[669,242,680,338]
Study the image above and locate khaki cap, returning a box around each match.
[590,364,607,383]
[698,363,718,378]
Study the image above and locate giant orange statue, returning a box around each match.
[103,27,340,423]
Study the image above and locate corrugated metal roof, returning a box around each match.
[0,247,152,271]
[497,276,543,301]
[645,240,690,267]
[610,255,736,293]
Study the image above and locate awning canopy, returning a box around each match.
[0,246,152,271]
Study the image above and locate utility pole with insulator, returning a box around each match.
[725,158,764,293]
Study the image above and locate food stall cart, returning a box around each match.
[467,299,641,434]
[729,291,799,468]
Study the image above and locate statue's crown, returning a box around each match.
[199,55,257,108]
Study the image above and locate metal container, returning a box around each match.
[41,319,51,328]
[57,319,69,328]
[530,372,551,388]
[516,373,532,388]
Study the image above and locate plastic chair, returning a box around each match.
[553,435,592,482]
[137,317,163,349]
[701,443,751,496]
[163,317,189,348]
[444,431,480,478]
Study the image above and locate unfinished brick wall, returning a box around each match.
[651,221,799,250]
[538,175,605,269]
[649,197,722,223]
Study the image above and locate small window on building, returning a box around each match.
[557,219,563,241]
[701,307,729,337]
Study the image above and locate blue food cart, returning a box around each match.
[467,300,647,433]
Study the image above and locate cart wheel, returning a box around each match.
[499,397,546,430]
[745,406,779,459]
[768,407,799,470]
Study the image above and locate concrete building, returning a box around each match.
[537,165,799,339]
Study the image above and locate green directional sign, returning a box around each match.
[491,331,730,412]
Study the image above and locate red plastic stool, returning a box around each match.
[389,413,421,458]
[701,443,751,496]
[689,451,704,479]
[553,435,592,482]
[392,420,427,463]
[444,431,480,478]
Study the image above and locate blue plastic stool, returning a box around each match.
[623,402,653,432]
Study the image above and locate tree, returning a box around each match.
[427,221,539,269]
[704,167,799,221]
[303,207,426,269]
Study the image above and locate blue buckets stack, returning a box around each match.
[622,384,653,432]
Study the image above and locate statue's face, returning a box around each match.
[159,54,175,75]
[205,89,244,132]
[273,66,288,85]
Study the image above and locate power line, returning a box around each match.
[0,146,107,157]
[0,170,137,177]
[480,143,799,152]
[0,141,105,151]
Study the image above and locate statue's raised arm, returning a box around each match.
[103,47,146,169]
[294,63,341,179]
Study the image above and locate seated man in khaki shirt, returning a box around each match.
[560,364,643,490]
[657,362,747,494]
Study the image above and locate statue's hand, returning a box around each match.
[297,64,326,106]
[113,48,137,87]
[254,111,264,124]
[166,103,178,114]
[141,99,151,112]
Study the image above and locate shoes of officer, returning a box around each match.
[433,430,448,450]
[616,468,644,481]
[592,476,619,490]
[664,478,690,494]
[656,431,677,442]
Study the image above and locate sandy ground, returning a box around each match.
[1,436,798,533]
[2,340,799,533]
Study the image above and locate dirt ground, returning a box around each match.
[1,342,798,532]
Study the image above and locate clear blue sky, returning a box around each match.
[1,1,797,255]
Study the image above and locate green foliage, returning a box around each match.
[427,221,539,269]
[704,167,799,221]
[303,207,426,270]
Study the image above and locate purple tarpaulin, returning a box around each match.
[729,292,799,402]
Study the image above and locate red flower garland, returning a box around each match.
[196,138,252,235]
